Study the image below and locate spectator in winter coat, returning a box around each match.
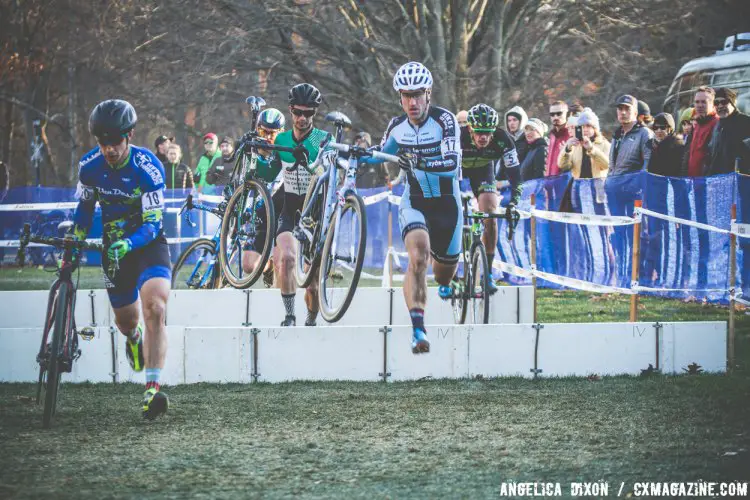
[206,136,235,186]
[164,144,195,190]
[609,95,653,176]
[647,113,685,177]
[708,87,750,175]
[686,86,719,177]
[193,132,222,191]
[520,118,548,182]
[558,109,610,179]
[504,106,529,162]
[545,101,570,176]
[154,135,173,166]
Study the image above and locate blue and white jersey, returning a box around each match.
[376,106,462,198]
[73,145,165,249]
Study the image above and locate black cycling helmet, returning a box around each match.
[88,99,137,144]
[467,103,499,132]
[288,83,322,107]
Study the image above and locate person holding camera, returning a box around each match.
[558,109,610,179]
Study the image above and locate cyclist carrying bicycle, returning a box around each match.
[363,61,462,354]
[72,99,171,419]
[268,83,329,327]
[460,103,522,293]
[241,107,286,287]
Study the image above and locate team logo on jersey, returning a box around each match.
[75,182,95,201]
[78,150,102,169]
[135,152,164,185]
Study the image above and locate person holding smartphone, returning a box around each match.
[558,108,610,179]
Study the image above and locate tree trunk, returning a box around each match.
[68,60,77,185]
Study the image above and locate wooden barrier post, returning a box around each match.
[530,194,538,323]
[728,204,737,372]
[629,200,643,322]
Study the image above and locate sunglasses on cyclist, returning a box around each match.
[291,108,316,118]
[96,135,126,147]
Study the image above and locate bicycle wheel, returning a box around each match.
[451,231,470,325]
[171,238,220,289]
[294,178,326,289]
[42,282,71,428]
[219,180,274,289]
[469,241,490,324]
[318,193,367,323]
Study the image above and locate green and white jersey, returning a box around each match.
[271,127,329,195]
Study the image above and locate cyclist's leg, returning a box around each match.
[478,189,499,291]
[304,272,319,326]
[428,194,462,288]
[105,253,145,371]
[399,192,431,353]
[274,192,301,325]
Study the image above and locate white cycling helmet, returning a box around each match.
[393,62,433,92]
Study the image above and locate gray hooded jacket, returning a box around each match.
[505,106,529,163]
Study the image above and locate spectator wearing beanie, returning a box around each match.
[637,101,653,127]
[686,86,719,176]
[206,136,235,186]
[558,108,610,179]
[707,87,750,175]
[678,107,695,140]
[504,106,529,162]
[609,94,653,176]
[193,132,222,191]
[520,118,548,182]
[647,113,685,177]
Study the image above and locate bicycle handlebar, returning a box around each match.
[328,142,400,163]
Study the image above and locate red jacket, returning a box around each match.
[687,113,719,177]
[546,126,570,176]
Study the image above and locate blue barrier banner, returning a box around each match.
[0,174,744,303]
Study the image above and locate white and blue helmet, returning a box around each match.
[393,62,433,92]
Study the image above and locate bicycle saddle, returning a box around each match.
[325,111,352,128]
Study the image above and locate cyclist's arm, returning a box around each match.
[496,131,522,205]
[72,181,96,240]
[359,119,400,164]
[125,188,165,250]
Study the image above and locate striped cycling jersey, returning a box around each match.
[267,127,329,195]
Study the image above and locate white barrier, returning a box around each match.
[0,286,532,330]
[0,321,727,383]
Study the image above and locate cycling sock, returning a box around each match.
[146,368,161,391]
[125,326,140,344]
[306,309,318,325]
[409,308,426,333]
[486,252,494,264]
[282,293,295,317]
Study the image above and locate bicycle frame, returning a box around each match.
[180,198,224,288]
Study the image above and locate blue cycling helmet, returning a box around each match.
[257,108,286,131]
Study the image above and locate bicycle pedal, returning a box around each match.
[78,326,95,341]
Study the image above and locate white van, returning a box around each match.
[663,33,750,120]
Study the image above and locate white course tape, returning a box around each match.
[531,208,637,226]
[492,260,534,279]
[388,194,401,205]
[0,202,78,211]
[363,191,390,206]
[1,237,200,248]
[636,207,730,234]
[632,284,727,294]
[731,220,750,238]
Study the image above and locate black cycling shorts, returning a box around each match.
[399,192,463,265]
[276,191,305,236]
[102,235,172,309]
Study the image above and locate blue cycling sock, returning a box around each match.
[146,368,161,385]
[409,308,425,333]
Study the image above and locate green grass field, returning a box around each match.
[1,266,749,498]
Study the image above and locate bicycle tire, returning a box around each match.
[318,193,367,323]
[469,241,490,324]
[294,178,327,289]
[172,238,220,289]
[43,282,71,428]
[451,229,470,325]
[219,179,274,289]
